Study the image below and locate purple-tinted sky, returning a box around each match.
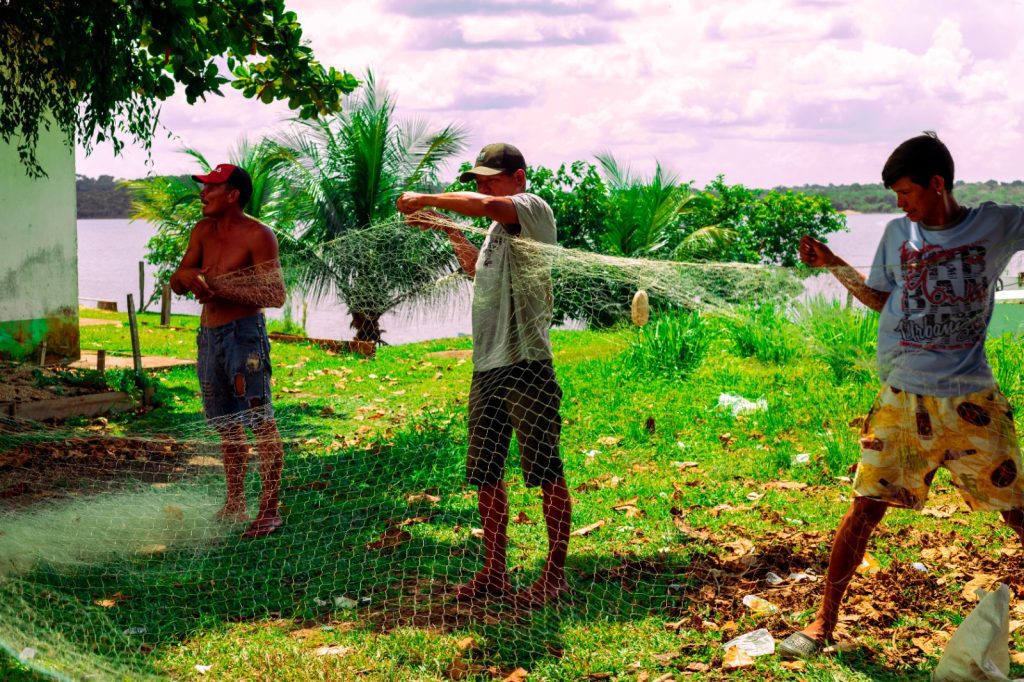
[75,0,1024,187]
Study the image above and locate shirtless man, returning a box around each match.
[170,164,287,538]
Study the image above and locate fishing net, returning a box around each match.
[3,211,1023,680]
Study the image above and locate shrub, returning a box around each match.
[622,310,713,377]
[795,297,879,383]
[728,302,800,364]
[987,332,1024,403]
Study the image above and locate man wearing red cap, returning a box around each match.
[396,143,572,608]
[171,164,287,538]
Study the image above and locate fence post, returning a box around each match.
[127,294,146,406]
[138,261,147,312]
[160,284,172,327]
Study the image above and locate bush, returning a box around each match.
[729,302,800,364]
[267,317,308,337]
[987,332,1024,402]
[622,310,713,377]
[795,297,878,383]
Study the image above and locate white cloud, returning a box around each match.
[74,0,1024,186]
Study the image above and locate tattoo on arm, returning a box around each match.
[828,264,889,312]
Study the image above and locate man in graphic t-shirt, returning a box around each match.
[396,143,571,608]
[779,132,1024,658]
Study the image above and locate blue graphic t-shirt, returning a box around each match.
[866,202,1024,396]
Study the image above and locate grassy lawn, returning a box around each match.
[3,305,1024,680]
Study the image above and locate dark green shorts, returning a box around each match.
[466,360,563,488]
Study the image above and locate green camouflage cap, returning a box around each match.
[459,143,527,182]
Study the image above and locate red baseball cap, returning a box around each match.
[191,164,253,203]
[192,163,246,185]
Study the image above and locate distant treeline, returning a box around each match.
[77,174,1024,219]
[77,174,190,219]
[782,180,1024,213]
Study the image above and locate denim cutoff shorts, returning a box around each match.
[197,313,274,428]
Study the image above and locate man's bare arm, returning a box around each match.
[170,222,213,299]
[799,236,890,313]
[397,191,519,225]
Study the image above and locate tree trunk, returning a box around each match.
[350,311,384,344]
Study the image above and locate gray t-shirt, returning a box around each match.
[866,202,1024,396]
[471,192,556,372]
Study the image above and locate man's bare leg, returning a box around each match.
[515,477,572,608]
[242,417,285,538]
[455,480,512,600]
[216,423,250,523]
[799,497,888,643]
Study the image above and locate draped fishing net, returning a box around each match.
[3,213,1024,680]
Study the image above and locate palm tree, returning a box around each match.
[595,152,739,261]
[278,72,469,343]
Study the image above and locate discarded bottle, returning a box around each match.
[742,594,779,615]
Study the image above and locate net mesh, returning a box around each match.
[3,212,1024,680]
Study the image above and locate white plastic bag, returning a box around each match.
[933,583,1024,681]
[717,393,767,416]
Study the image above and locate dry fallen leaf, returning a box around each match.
[94,592,127,609]
[780,660,806,671]
[137,544,167,556]
[502,668,528,682]
[612,498,646,518]
[313,645,351,657]
[366,528,412,551]
[572,520,606,537]
[407,493,441,504]
[721,538,755,556]
[922,504,959,518]
[961,574,1002,602]
[598,436,623,447]
[763,481,808,491]
[513,511,535,525]
[722,645,754,669]
[672,516,711,542]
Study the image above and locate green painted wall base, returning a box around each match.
[0,308,79,363]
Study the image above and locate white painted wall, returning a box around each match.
[0,123,78,322]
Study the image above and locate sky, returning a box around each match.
[74,0,1024,188]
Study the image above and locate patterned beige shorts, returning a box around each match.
[854,385,1024,511]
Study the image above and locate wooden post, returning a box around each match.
[38,340,47,366]
[126,294,146,406]
[160,283,172,327]
[138,261,147,312]
[97,349,106,373]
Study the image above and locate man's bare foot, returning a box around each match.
[778,619,835,659]
[799,618,834,644]
[513,574,569,609]
[241,513,283,539]
[453,571,512,602]
[215,505,250,524]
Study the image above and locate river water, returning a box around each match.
[82,214,1019,343]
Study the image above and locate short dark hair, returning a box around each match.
[226,166,253,207]
[881,131,954,190]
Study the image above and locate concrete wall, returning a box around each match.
[0,123,79,363]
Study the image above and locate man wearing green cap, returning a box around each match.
[397,143,571,608]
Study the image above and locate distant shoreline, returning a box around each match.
[77,175,1024,219]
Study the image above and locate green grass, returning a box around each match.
[3,305,1024,680]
